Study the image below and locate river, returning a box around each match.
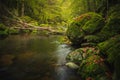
[0,35,81,80]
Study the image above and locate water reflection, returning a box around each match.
[0,35,80,80]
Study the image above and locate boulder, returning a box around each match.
[66,47,99,64]
[65,62,79,69]
[66,12,105,45]
[66,48,84,64]
[96,5,120,41]
[79,54,109,80]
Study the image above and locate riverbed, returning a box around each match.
[0,35,81,80]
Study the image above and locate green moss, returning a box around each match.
[97,6,120,41]
[0,30,8,35]
[108,4,120,18]
[9,28,19,34]
[66,47,99,64]
[82,13,104,34]
[84,35,100,43]
[66,22,84,45]
[66,48,84,64]
[0,23,8,37]
[97,35,120,80]
[79,54,108,80]
[66,12,105,45]
[81,42,97,47]
[98,35,120,63]
[20,16,33,23]
[99,19,120,40]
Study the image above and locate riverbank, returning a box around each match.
[65,11,120,80]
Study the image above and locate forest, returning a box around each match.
[0,0,120,80]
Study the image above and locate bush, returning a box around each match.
[0,23,8,37]
[20,16,33,23]
[9,28,19,34]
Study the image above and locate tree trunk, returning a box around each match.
[92,0,96,12]
[106,0,109,18]
[21,0,24,16]
[86,0,91,12]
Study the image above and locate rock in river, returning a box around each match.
[65,62,79,69]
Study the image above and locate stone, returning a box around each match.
[65,62,79,69]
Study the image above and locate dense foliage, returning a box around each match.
[0,0,120,80]
[0,0,63,24]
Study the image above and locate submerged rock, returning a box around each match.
[0,54,15,66]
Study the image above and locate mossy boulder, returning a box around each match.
[79,54,110,80]
[66,12,105,45]
[66,48,84,64]
[66,47,110,80]
[84,35,101,43]
[97,5,120,41]
[97,18,120,41]
[66,47,99,64]
[108,4,120,18]
[98,35,120,63]
[98,35,120,80]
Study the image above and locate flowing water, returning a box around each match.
[0,35,81,80]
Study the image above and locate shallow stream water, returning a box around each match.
[0,35,81,80]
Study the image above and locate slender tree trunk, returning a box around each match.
[86,0,91,12]
[21,0,24,16]
[106,0,109,19]
[93,0,96,12]
[17,0,19,16]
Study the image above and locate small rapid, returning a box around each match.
[55,44,71,80]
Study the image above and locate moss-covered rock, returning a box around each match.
[97,18,120,41]
[66,48,84,64]
[79,54,110,80]
[84,35,101,43]
[66,5,120,80]
[98,35,120,80]
[98,35,120,63]
[97,5,120,41]
[66,12,105,45]
[82,14,104,34]
[81,42,97,47]
[108,4,120,18]
[66,47,99,64]
[66,47,110,79]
